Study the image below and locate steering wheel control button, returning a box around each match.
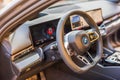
[88,31,99,42]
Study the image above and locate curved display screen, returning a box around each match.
[29,20,58,47]
[70,8,103,30]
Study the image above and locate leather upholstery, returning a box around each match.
[0,39,19,80]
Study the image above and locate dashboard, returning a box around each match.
[10,0,120,55]
[29,8,103,47]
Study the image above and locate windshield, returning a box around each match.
[42,0,97,14]
[49,0,119,9]
[49,0,94,8]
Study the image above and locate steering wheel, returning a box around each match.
[56,10,103,73]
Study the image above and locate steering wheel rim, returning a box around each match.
[56,10,103,73]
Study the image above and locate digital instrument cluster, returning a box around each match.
[30,22,56,47]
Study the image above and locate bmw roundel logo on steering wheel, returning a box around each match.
[82,36,89,45]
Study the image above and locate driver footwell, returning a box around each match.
[44,65,81,80]
[44,62,114,80]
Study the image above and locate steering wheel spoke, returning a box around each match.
[85,51,94,64]
[76,51,94,65]
[77,55,91,65]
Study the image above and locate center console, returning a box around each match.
[105,51,120,64]
[87,13,120,80]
